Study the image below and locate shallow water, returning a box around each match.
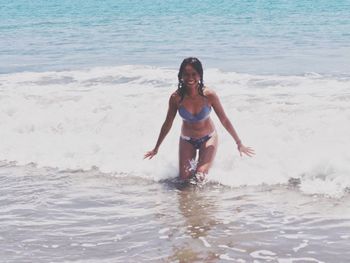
[1,164,349,262]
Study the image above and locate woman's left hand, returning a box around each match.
[237,144,255,157]
[144,148,158,160]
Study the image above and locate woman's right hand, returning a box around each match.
[144,148,158,160]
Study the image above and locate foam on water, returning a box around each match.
[1,65,349,197]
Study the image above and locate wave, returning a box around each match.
[0,65,349,197]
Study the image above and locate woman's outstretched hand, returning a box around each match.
[237,144,255,157]
[144,148,158,160]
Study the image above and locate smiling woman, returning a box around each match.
[144,57,254,184]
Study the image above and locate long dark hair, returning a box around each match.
[177,57,205,101]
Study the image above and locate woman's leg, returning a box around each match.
[179,138,197,180]
[196,133,218,177]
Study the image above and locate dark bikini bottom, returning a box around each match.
[180,131,215,150]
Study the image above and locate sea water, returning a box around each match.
[1,0,350,74]
[1,0,350,262]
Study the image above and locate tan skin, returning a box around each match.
[144,65,254,180]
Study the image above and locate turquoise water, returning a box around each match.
[1,0,350,74]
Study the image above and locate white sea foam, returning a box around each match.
[1,65,349,197]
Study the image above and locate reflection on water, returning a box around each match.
[177,187,218,239]
[168,185,221,262]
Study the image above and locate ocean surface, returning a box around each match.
[1,0,350,262]
[1,0,350,75]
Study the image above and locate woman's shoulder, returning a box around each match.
[203,87,218,100]
[169,91,181,105]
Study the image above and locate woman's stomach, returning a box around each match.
[181,118,216,138]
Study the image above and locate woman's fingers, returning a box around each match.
[245,147,255,155]
[144,151,152,159]
[244,147,255,157]
[144,150,157,159]
[245,152,253,157]
[239,146,255,157]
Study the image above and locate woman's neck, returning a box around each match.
[185,85,199,98]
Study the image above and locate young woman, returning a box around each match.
[144,57,254,183]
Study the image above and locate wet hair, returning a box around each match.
[177,57,205,101]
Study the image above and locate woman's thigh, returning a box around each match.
[179,138,197,179]
[197,133,218,174]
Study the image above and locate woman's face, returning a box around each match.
[182,65,200,89]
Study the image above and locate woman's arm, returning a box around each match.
[208,89,254,157]
[144,93,178,159]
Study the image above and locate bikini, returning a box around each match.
[178,100,214,149]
